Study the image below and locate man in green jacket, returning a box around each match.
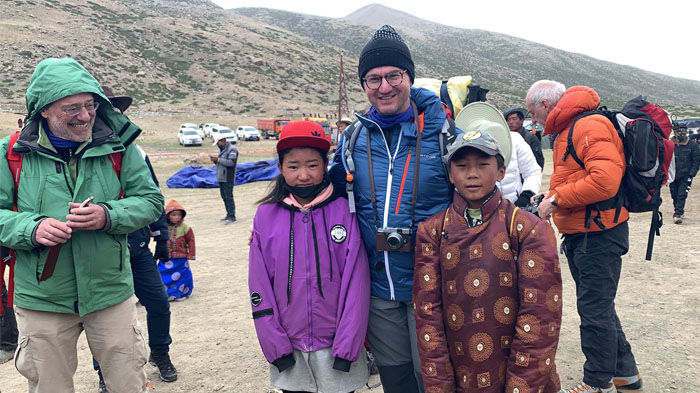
[0,58,164,393]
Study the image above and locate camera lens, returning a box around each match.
[386,232,403,250]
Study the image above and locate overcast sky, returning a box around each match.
[212,0,699,82]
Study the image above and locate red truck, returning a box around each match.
[257,118,289,140]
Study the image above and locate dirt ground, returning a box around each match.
[1,112,699,392]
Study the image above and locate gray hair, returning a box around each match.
[526,80,566,107]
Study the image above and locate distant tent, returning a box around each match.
[166,159,280,188]
[678,118,700,128]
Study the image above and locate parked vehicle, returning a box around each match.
[178,129,203,146]
[202,123,220,138]
[257,118,289,139]
[210,126,238,144]
[236,126,261,141]
[180,123,203,138]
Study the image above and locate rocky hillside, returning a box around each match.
[1,0,699,118]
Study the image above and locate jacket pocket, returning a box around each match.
[15,335,39,383]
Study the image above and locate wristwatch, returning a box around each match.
[549,194,558,207]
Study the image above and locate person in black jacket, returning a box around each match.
[671,123,700,224]
[92,87,178,393]
[504,107,544,170]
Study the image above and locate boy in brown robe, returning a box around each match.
[413,108,562,393]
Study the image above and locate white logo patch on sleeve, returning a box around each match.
[330,225,347,243]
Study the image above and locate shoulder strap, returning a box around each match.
[108,152,123,199]
[563,115,588,169]
[7,131,23,210]
[439,81,454,119]
[1,131,22,315]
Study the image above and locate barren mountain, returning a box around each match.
[1,0,699,118]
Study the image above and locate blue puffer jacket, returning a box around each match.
[330,87,453,302]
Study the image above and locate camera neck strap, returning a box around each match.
[366,101,421,230]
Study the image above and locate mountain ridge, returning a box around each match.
[1,0,698,118]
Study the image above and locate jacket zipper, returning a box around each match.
[366,117,404,301]
[302,210,314,351]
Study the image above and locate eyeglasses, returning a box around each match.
[363,70,406,90]
[60,101,100,117]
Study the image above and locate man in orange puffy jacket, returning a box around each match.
[526,80,642,393]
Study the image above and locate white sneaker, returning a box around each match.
[560,383,617,393]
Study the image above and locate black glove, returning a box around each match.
[515,190,535,208]
[154,240,169,262]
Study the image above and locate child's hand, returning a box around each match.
[248,225,254,246]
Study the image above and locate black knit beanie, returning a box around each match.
[358,25,414,89]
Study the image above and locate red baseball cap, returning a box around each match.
[277,121,330,153]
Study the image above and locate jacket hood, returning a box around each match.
[25,58,142,146]
[544,86,600,136]
[165,200,187,218]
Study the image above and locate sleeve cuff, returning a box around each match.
[98,203,113,231]
[332,357,351,372]
[272,353,295,372]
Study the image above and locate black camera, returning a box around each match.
[522,194,545,217]
[376,228,412,252]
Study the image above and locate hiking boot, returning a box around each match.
[673,215,682,224]
[559,382,617,393]
[149,353,178,382]
[220,216,231,221]
[613,374,643,391]
[0,348,15,365]
[225,217,236,224]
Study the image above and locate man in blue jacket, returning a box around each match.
[330,25,454,393]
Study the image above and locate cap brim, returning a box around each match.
[504,107,527,119]
[277,136,330,153]
[108,96,133,112]
[455,102,512,166]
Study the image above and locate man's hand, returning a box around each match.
[154,240,170,262]
[210,154,219,163]
[65,202,107,231]
[35,218,72,246]
[536,193,557,220]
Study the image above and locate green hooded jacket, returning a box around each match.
[0,58,164,316]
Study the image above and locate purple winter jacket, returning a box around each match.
[249,192,370,372]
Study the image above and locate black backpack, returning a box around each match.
[563,96,673,260]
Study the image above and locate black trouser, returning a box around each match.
[670,175,693,217]
[562,221,638,387]
[219,181,236,219]
[0,279,18,351]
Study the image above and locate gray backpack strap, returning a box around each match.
[342,121,362,213]
[439,118,457,178]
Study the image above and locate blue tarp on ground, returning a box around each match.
[166,159,280,188]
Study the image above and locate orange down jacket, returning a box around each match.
[543,86,628,234]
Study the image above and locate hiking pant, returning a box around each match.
[219,181,236,219]
[670,175,693,217]
[94,244,173,373]
[562,221,639,387]
[15,296,148,393]
[0,279,18,351]
[366,297,424,393]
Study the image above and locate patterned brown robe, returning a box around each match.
[413,189,562,393]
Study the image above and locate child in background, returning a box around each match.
[249,121,370,393]
[160,200,196,300]
[413,106,562,393]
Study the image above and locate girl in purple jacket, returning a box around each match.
[249,121,371,393]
